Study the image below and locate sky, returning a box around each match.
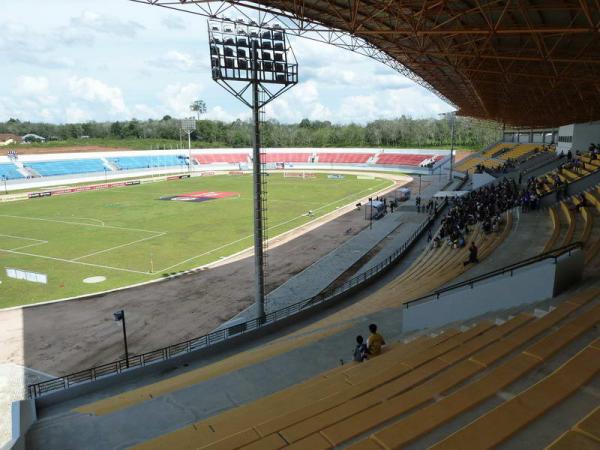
[1,0,452,125]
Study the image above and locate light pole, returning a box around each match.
[2,175,6,195]
[181,118,196,173]
[440,111,456,181]
[113,310,129,368]
[208,18,298,318]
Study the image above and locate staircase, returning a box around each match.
[13,160,38,178]
[101,157,119,172]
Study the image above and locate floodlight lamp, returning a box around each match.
[207,16,298,108]
[114,310,124,322]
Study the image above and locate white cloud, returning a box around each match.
[15,76,49,95]
[133,104,161,120]
[161,16,185,30]
[148,50,207,72]
[70,11,145,38]
[339,87,447,122]
[159,83,203,117]
[65,104,91,123]
[207,105,250,122]
[265,80,332,122]
[67,76,128,115]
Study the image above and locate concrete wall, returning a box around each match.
[2,400,36,450]
[556,122,600,154]
[572,121,600,152]
[557,124,575,154]
[401,248,583,333]
[554,249,584,294]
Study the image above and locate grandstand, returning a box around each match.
[0,163,23,180]
[316,153,373,164]
[195,153,249,164]
[454,143,556,175]
[375,153,441,166]
[121,291,598,450]
[24,159,107,177]
[109,155,187,170]
[261,153,311,163]
[0,149,447,191]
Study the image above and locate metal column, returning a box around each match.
[449,113,455,181]
[251,41,265,318]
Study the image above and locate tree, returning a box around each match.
[190,100,207,120]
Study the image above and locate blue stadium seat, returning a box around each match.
[26,159,107,177]
[108,155,187,170]
[0,163,24,180]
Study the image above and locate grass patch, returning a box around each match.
[0,173,390,307]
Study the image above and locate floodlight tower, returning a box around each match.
[208,17,298,318]
[181,118,196,172]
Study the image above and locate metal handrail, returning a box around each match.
[403,241,583,309]
[27,200,447,399]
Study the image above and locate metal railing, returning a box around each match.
[27,201,446,399]
[403,241,583,309]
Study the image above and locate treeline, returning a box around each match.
[0,116,501,149]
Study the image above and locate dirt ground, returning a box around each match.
[0,172,413,376]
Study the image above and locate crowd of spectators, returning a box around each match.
[530,144,600,199]
[433,178,519,249]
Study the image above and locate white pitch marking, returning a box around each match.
[70,216,105,226]
[0,248,150,275]
[156,181,388,273]
[0,214,164,234]
[0,234,46,242]
[9,241,49,251]
[72,232,166,261]
[0,234,49,251]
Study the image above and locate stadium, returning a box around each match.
[1,1,600,450]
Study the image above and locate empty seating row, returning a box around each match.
[25,159,106,176]
[109,155,187,170]
[75,322,353,417]
[261,153,311,163]
[195,154,249,164]
[454,156,503,174]
[543,186,600,266]
[375,153,438,166]
[276,209,515,349]
[535,152,600,195]
[131,289,599,450]
[497,143,548,160]
[317,153,373,164]
[482,142,515,157]
[547,405,600,449]
[0,163,23,180]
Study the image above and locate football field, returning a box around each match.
[0,173,391,308]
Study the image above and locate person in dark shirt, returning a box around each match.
[353,335,368,362]
[463,242,479,266]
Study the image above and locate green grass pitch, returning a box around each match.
[0,173,391,308]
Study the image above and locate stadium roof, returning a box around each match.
[136,1,600,128]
